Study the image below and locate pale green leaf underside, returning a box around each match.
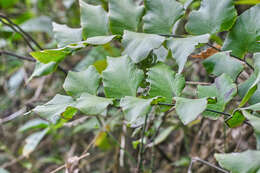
[122,30,165,63]
[52,22,82,48]
[215,150,260,173]
[198,74,237,118]
[143,0,184,34]
[63,65,100,97]
[203,51,243,81]
[147,63,185,103]
[29,61,57,80]
[175,97,207,125]
[120,96,156,127]
[185,0,237,34]
[222,4,260,58]
[166,34,210,73]
[75,93,113,115]
[102,55,144,98]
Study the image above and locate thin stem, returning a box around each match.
[188,157,229,173]
[186,81,211,85]
[0,50,35,62]
[0,14,43,50]
[0,18,35,51]
[205,109,231,117]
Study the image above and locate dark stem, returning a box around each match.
[0,14,43,50]
[0,50,36,62]
[0,18,35,51]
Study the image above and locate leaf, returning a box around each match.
[166,34,210,73]
[79,0,109,39]
[175,97,207,125]
[222,4,260,58]
[30,35,116,64]
[203,51,243,81]
[33,94,76,123]
[82,35,117,45]
[108,0,144,35]
[235,0,260,5]
[120,96,156,127]
[102,55,144,98]
[18,119,49,132]
[242,110,260,149]
[30,48,71,64]
[23,128,49,157]
[75,93,113,115]
[52,22,82,48]
[198,74,237,118]
[147,63,185,103]
[239,53,260,107]
[29,61,58,80]
[122,30,165,63]
[225,110,245,128]
[0,168,9,173]
[63,66,100,97]
[185,0,237,34]
[153,46,169,62]
[215,150,260,173]
[143,0,184,34]
[147,126,176,147]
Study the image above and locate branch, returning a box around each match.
[0,13,42,50]
[0,50,35,62]
[188,157,229,173]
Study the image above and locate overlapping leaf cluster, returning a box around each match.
[21,0,260,171]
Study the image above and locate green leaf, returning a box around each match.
[23,128,49,157]
[222,4,260,58]
[147,126,176,147]
[122,30,165,63]
[147,63,185,103]
[198,74,237,119]
[202,51,243,81]
[175,97,207,125]
[63,66,100,97]
[235,0,260,5]
[30,35,116,64]
[30,48,71,64]
[79,0,109,39]
[185,0,237,34]
[18,119,49,132]
[102,55,144,98]
[108,0,144,35]
[215,150,260,173]
[29,61,58,80]
[33,94,76,123]
[143,0,184,34]
[75,93,113,115]
[225,110,245,128]
[166,34,210,73]
[52,22,82,48]
[120,96,156,127]
[239,53,260,107]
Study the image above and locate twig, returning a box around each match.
[136,113,149,173]
[0,155,25,169]
[186,81,211,85]
[0,18,35,51]
[0,50,35,62]
[50,153,90,173]
[0,107,27,124]
[188,157,229,173]
[0,13,43,50]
